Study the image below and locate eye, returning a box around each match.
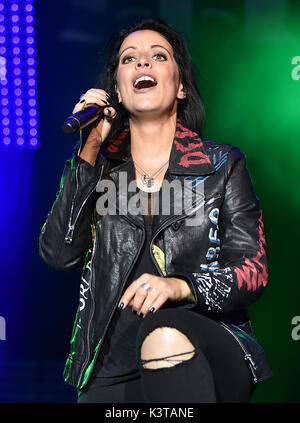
[153,53,167,61]
[121,55,136,64]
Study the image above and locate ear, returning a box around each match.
[115,84,122,103]
[177,82,186,100]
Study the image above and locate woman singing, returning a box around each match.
[39,18,272,403]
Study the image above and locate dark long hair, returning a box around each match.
[97,18,206,139]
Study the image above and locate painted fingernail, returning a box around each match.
[132,309,137,315]
[102,99,108,105]
[119,302,124,309]
[149,307,155,313]
[139,313,144,319]
[106,93,111,99]
[107,109,112,115]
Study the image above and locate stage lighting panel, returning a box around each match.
[0,0,38,149]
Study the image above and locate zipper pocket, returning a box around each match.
[219,321,258,383]
[65,161,105,245]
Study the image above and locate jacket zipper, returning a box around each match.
[76,192,218,387]
[219,321,258,383]
[65,161,105,245]
[78,223,146,389]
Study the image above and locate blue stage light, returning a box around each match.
[0,0,38,149]
[3,137,11,147]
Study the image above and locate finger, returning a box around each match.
[89,88,111,99]
[86,89,114,107]
[72,94,109,114]
[103,106,117,120]
[80,95,109,108]
[118,280,140,310]
[127,280,142,306]
[138,288,160,317]
[144,292,168,317]
[131,284,150,313]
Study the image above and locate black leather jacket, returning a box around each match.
[39,120,273,390]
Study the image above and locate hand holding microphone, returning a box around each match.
[63,87,117,138]
[62,88,118,165]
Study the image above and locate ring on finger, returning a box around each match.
[141,282,151,291]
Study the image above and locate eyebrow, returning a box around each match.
[119,44,172,58]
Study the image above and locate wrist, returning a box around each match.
[79,143,101,166]
[172,277,195,302]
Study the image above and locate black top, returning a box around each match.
[88,188,161,387]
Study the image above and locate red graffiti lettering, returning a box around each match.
[174,139,202,152]
[108,145,118,153]
[176,122,199,139]
[179,151,211,168]
[107,129,129,153]
[235,213,268,291]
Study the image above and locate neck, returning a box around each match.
[129,114,177,166]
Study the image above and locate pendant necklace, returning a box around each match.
[133,159,169,188]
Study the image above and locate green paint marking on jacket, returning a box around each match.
[79,339,102,390]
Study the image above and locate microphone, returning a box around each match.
[62,105,103,134]
[62,91,118,134]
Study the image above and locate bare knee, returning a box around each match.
[140,327,195,370]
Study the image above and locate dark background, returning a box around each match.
[0,0,300,402]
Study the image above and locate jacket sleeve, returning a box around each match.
[175,147,269,314]
[39,150,107,272]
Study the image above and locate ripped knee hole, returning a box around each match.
[141,350,196,369]
[140,326,196,369]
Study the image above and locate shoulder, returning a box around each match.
[203,139,247,167]
[203,139,245,157]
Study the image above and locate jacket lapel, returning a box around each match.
[99,120,216,232]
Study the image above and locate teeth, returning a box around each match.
[134,76,156,87]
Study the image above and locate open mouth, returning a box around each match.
[133,75,157,90]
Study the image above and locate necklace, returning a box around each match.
[133,159,169,188]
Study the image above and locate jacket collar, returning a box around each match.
[100,119,216,176]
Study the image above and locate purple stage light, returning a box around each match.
[1,0,38,149]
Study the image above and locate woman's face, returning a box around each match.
[116,30,185,118]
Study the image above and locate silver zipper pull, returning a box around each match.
[65,225,74,244]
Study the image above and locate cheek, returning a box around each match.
[116,67,131,93]
[164,74,180,99]
[161,65,180,89]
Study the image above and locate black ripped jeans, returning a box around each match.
[78,309,255,403]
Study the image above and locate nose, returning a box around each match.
[136,55,151,68]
